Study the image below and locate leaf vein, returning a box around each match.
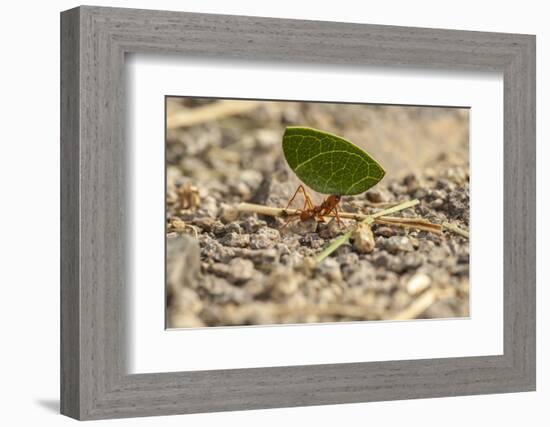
[294,150,369,173]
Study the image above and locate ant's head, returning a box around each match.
[329,194,341,204]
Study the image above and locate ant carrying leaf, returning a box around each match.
[235,127,453,261]
[283,184,343,227]
[281,127,386,228]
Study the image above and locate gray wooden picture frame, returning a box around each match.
[60,5,536,421]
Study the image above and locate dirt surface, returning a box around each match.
[166,98,470,328]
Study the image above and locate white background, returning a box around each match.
[0,0,547,426]
[129,57,503,373]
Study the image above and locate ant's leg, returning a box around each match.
[286,185,317,219]
[302,188,316,212]
[331,205,344,227]
[285,185,307,210]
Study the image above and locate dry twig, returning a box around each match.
[442,221,470,238]
[235,202,441,234]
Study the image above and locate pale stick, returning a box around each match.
[236,201,439,230]
[442,221,470,239]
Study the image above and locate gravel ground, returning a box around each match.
[166,98,470,328]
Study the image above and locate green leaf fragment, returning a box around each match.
[282,126,386,195]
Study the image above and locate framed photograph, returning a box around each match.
[61,6,536,420]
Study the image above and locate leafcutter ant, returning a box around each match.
[282,185,343,228]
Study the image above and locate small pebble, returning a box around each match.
[445,166,468,184]
[428,189,447,200]
[366,188,393,203]
[374,226,395,237]
[288,218,318,235]
[352,222,376,254]
[319,218,343,239]
[209,261,231,275]
[316,258,343,282]
[250,227,280,249]
[220,232,250,248]
[241,216,267,233]
[233,247,278,263]
[243,279,267,297]
[346,270,372,288]
[223,222,243,234]
[413,188,428,199]
[406,273,432,295]
[220,203,239,223]
[387,257,406,274]
[255,129,279,148]
[299,233,325,249]
[337,252,359,267]
[198,195,218,218]
[430,198,445,209]
[382,236,415,253]
[403,173,420,193]
[275,243,291,256]
[282,252,305,268]
[403,252,423,269]
[192,217,219,232]
[436,179,456,192]
[232,181,253,198]
[447,188,469,218]
[273,275,301,297]
[227,258,255,283]
[240,170,264,192]
[389,182,407,195]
